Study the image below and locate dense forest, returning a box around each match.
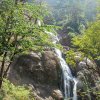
[0,0,100,100]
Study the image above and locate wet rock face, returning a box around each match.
[8,51,60,85]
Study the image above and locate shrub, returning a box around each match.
[0,79,34,100]
[66,50,84,68]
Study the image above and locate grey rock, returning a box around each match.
[52,89,64,100]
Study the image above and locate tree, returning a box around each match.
[72,20,100,60]
[0,0,53,88]
[48,0,97,34]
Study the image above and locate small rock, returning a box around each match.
[77,61,87,71]
[30,52,41,61]
[83,57,95,68]
[52,89,63,100]
[45,96,53,100]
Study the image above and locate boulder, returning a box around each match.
[8,50,61,99]
[8,51,60,85]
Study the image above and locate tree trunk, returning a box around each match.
[0,52,7,88]
[3,52,16,78]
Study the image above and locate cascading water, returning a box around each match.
[45,31,78,100]
[73,78,78,100]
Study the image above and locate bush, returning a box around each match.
[0,79,34,100]
[66,50,84,68]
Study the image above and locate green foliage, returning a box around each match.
[49,0,97,35]
[72,20,100,60]
[66,50,76,67]
[66,50,84,68]
[0,0,53,55]
[0,0,58,63]
[0,79,34,100]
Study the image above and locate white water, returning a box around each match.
[46,31,78,100]
[55,48,72,98]
[73,78,78,100]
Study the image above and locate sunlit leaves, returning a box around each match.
[72,20,100,60]
[0,0,57,63]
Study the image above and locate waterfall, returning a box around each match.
[45,31,78,100]
[37,20,78,100]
